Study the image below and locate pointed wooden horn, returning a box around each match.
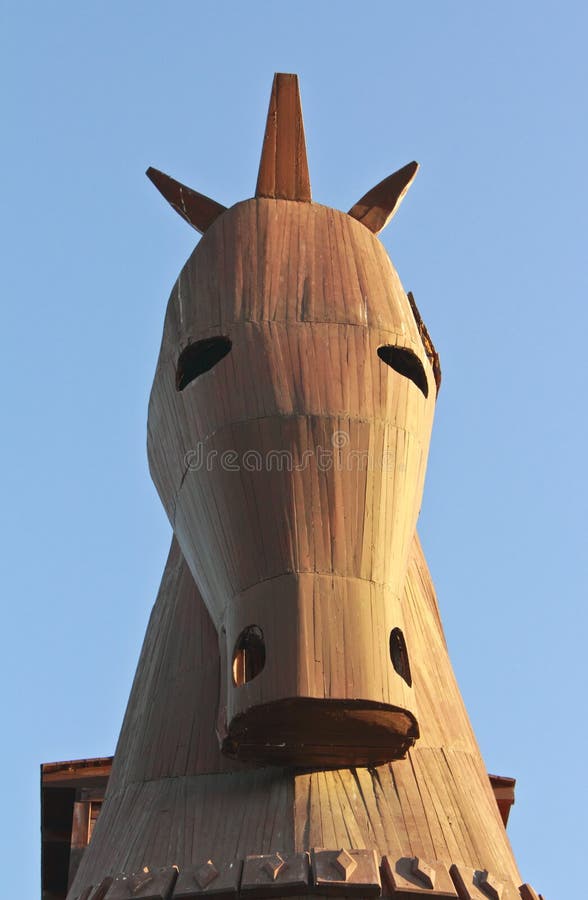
[348,161,419,234]
[256,73,311,202]
[146,167,227,235]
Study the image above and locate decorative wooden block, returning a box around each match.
[449,867,519,900]
[173,860,241,898]
[382,856,458,896]
[241,852,310,896]
[311,848,381,896]
[105,866,177,899]
[518,887,544,900]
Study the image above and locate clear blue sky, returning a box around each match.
[2,3,586,896]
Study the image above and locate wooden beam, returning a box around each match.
[146,167,226,234]
[256,73,311,202]
[348,161,418,234]
[488,774,516,828]
[42,757,113,787]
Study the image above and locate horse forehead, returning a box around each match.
[160,198,418,345]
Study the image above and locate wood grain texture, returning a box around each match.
[147,197,436,762]
[63,73,537,900]
[256,74,311,201]
[67,536,523,899]
[146,167,227,234]
[105,538,241,791]
[348,162,419,234]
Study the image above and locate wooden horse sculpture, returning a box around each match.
[67,75,543,900]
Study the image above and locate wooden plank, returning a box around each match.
[488,774,516,827]
[42,759,112,787]
[255,73,311,201]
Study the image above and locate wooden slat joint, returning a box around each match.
[518,886,543,900]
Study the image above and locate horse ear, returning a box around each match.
[348,161,419,234]
[256,73,311,202]
[146,167,227,234]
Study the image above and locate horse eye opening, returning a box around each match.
[377,345,429,398]
[176,336,232,391]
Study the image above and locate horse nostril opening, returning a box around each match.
[389,627,412,687]
[176,336,232,391]
[232,625,266,686]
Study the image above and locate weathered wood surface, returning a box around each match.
[68,536,522,897]
[146,167,227,234]
[348,162,419,234]
[147,196,436,764]
[256,73,311,202]
[62,73,539,899]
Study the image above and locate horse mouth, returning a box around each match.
[222,697,419,767]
